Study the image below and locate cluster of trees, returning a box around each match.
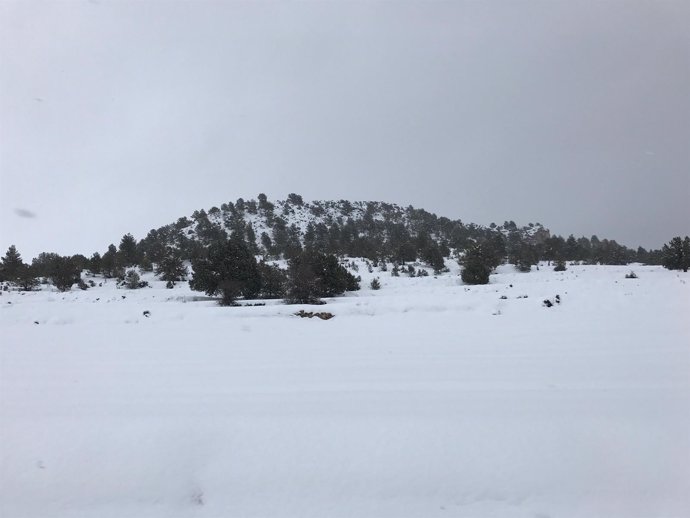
[457,235,689,285]
[130,194,664,271]
[189,236,359,305]
[0,246,84,292]
[2,193,684,295]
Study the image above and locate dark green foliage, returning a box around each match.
[189,237,261,306]
[139,255,153,272]
[554,260,567,272]
[260,232,272,255]
[258,193,274,213]
[662,236,690,272]
[123,269,148,289]
[460,244,493,285]
[481,233,506,269]
[544,235,566,263]
[124,270,139,289]
[71,254,89,272]
[1,245,25,283]
[155,248,187,285]
[286,193,304,206]
[514,243,539,272]
[101,244,119,278]
[88,252,102,274]
[285,224,303,259]
[285,251,360,304]
[285,255,321,304]
[271,218,289,256]
[48,256,81,292]
[245,199,258,214]
[30,252,59,278]
[245,224,259,255]
[16,264,40,291]
[370,278,381,290]
[54,198,656,288]
[257,261,287,299]
[421,243,446,273]
[118,233,139,267]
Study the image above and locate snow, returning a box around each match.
[1,264,689,517]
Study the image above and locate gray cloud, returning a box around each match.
[14,208,36,218]
[1,0,688,259]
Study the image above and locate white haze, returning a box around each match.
[1,1,689,259]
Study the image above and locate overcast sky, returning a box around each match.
[1,0,688,259]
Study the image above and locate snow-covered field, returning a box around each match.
[1,263,689,518]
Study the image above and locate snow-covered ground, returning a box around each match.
[1,263,689,517]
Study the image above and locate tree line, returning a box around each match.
[1,193,687,296]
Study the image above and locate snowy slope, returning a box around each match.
[162,197,549,253]
[1,264,689,518]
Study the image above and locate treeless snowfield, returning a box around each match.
[1,263,689,517]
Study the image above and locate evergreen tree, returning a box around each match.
[124,269,143,289]
[421,243,445,273]
[189,237,261,305]
[139,254,153,272]
[303,222,316,250]
[286,193,304,206]
[257,261,287,299]
[514,242,539,272]
[260,232,272,256]
[662,236,690,272]
[245,224,259,255]
[1,245,25,282]
[271,218,289,256]
[118,233,139,267]
[49,256,81,291]
[16,264,40,291]
[88,252,102,275]
[483,233,506,269]
[71,254,89,272]
[155,247,188,285]
[101,244,119,278]
[564,235,579,260]
[284,224,303,259]
[285,251,359,304]
[460,243,492,285]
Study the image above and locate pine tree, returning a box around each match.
[285,251,359,304]
[49,256,81,292]
[101,244,120,278]
[155,247,188,286]
[662,236,690,272]
[88,252,102,274]
[16,264,40,291]
[514,242,538,272]
[257,261,287,299]
[245,224,259,255]
[124,269,142,289]
[421,243,445,273]
[260,232,272,256]
[118,233,139,267]
[189,237,261,305]
[1,245,25,282]
[460,243,492,285]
